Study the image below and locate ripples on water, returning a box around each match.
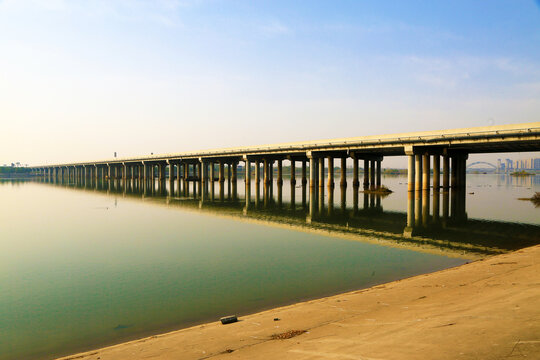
[0,174,538,360]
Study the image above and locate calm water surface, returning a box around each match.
[1,174,539,359]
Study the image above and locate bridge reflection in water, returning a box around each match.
[38,175,540,261]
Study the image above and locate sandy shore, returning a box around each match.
[59,245,540,360]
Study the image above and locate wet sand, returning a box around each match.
[58,245,540,360]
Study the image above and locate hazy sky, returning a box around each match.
[1,0,539,167]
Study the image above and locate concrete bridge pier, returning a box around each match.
[183,163,188,195]
[370,160,376,189]
[352,157,359,188]
[209,161,215,186]
[308,154,318,220]
[422,153,430,190]
[219,161,224,184]
[363,160,369,189]
[158,163,166,181]
[318,157,325,214]
[290,160,296,185]
[277,159,283,186]
[244,158,251,184]
[407,154,415,192]
[318,157,325,189]
[231,161,238,200]
[301,160,307,186]
[433,155,440,189]
[415,154,423,191]
[327,156,334,188]
[340,157,347,188]
[255,160,260,186]
[226,163,231,200]
[263,159,270,186]
[442,154,450,190]
[376,159,381,189]
[168,162,175,194]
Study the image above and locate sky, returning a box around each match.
[1,0,539,167]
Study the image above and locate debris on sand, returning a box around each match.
[271,330,307,340]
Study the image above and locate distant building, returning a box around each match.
[514,157,539,170]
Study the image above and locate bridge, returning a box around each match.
[32,122,540,204]
[466,161,498,169]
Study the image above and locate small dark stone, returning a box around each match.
[274,318,280,321]
[220,315,238,324]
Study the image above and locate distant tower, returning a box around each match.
[497,159,501,173]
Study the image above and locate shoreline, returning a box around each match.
[58,245,540,360]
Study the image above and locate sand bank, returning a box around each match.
[59,245,540,360]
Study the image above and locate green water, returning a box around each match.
[1,174,538,359]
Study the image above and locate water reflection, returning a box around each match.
[36,175,540,259]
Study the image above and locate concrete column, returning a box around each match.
[363,160,369,189]
[200,160,207,183]
[255,161,260,184]
[451,156,458,188]
[197,162,202,180]
[370,160,376,189]
[290,160,296,185]
[407,155,415,192]
[340,157,347,187]
[415,154,422,191]
[353,157,359,187]
[309,156,317,219]
[318,157,324,189]
[263,159,269,185]
[159,163,166,181]
[422,153,430,190]
[442,155,450,190]
[169,163,175,192]
[460,155,467,189]
[301,160,307,185]
[245,159,251,183]
[376,159,381,188]
[245,159,251,207]
[219,161,224,183]
[327,156,334,188]
[433,155,440,190]
[231,162,237,182]
[143,164,148,181]
[277,159,283,185]
[209,162,214,182]
[309,157,317,188]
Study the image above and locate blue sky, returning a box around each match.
[1,0,539,166]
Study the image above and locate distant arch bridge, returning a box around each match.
[466,161,497,169]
